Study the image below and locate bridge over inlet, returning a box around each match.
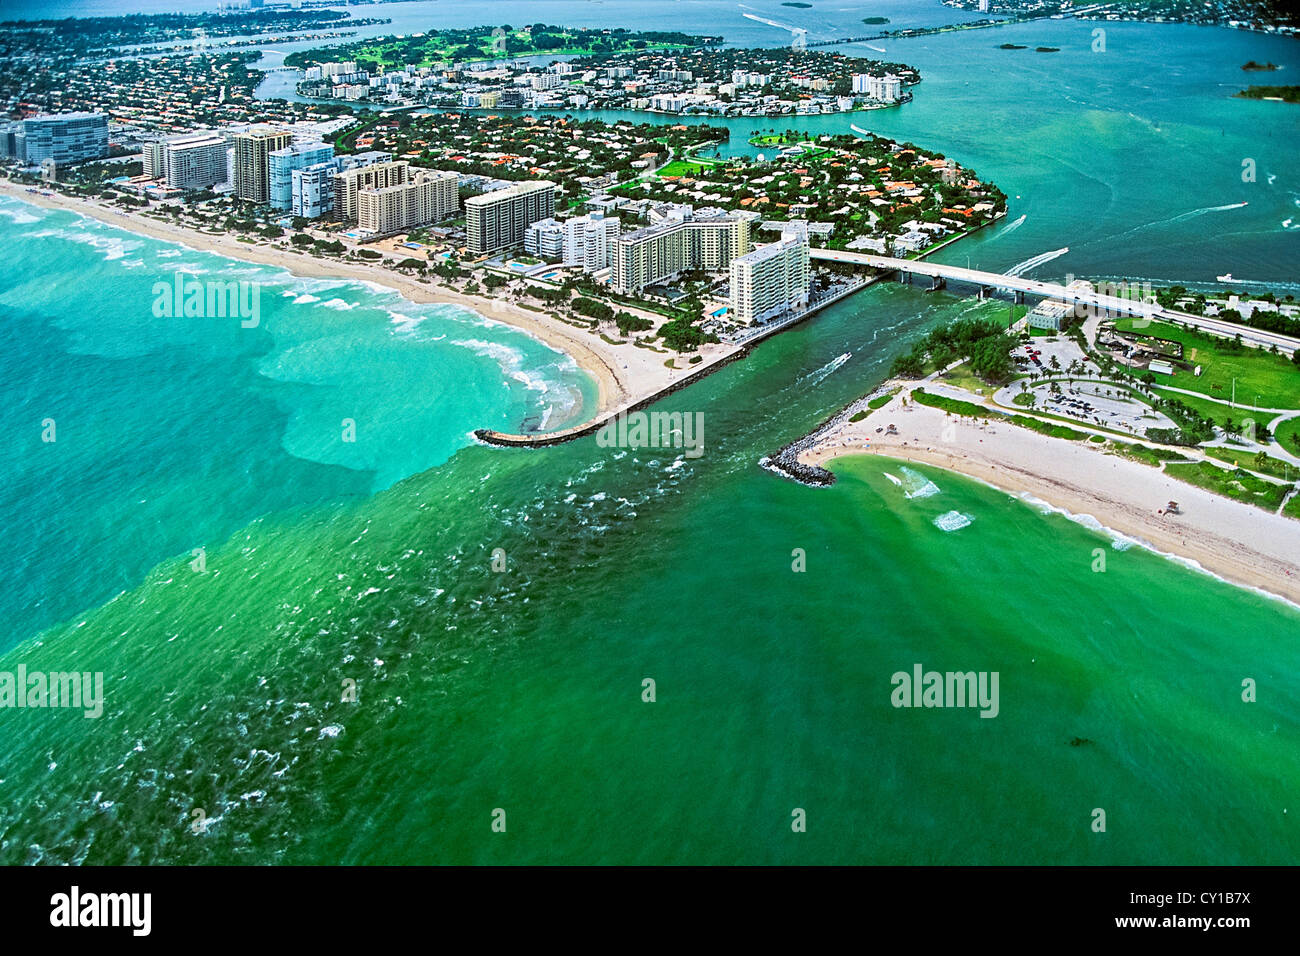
[809,249,1299,356]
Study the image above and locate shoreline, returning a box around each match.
[0,180,744,431]
[798,389,1300,607]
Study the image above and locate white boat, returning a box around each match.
[1216,273,1238,282]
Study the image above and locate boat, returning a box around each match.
[1216,273,1238,282]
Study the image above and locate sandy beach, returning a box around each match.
[0,180,741,428]
[801,388,1300,607]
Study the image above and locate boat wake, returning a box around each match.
[995,213,1027,238]
[800,351,851,385]
[1003,247,1069,278]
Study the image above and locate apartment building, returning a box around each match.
[232,127,293,203]
[357,169,459,237]
[563,211,621,272]
[269,141,335,210]
[612,211,751,295]
[464,181,557,256]
[523,218,565,259]
[333,160,414,224]
[14,112,109,166]
[729,230,811,325]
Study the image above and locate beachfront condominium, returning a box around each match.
[612,210,752,296]
[12,112,108,166]
[357,169,459,237]
[289,150,391,220]
[465,181,558,256]
[729,229,811,325]
[269,141,335,210]
[232,127,293,204]
[144,132,227,191]
[524,218,565,260]
[333,160,412,224]
[563,211,621,272]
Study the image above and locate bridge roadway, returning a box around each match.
[809,249,1299,356]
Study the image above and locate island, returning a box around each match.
[1236,85,1300,103]
[1242,61,1280,71]
[290,36,923,118]
[284,24,713,72]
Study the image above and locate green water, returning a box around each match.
[1,14,1298,864]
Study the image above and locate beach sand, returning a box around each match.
[801,389,1300,607]
[0,180,741,427]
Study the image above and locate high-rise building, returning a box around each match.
[464,181,557,255]
[563,212,621,272]
[333,160,411,223]
[729,229,810,325]
[523,218,566,259]
[232,127,293,203]
[287,151,390,220]
[357,169,459,237]
[612,212,751,295]
[268,141,334,210]
[142,141,165,179]
[0,124,21,160]
[291,162,340,220]
[156,132,227,191]
[16,112,108,165]
[852,73,902,102]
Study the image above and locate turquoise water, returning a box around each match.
[0,12,1298,864]
[0,199,594,644]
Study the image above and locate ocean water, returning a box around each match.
[0,198,594,644]
[1,11,1298,864]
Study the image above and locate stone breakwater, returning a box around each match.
[760,383,899,487]
[474,349,750,448]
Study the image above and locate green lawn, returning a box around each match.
[1273,415,1300,457]
[1203,446,1299,482]
[1149,386,1238,425]
[1284,492,1300,520]
[1113,318,1300,410]
[936,364,994,395]
[657,161,714,178]
[1163,461,1293,511]
[1105,442,1192,468]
